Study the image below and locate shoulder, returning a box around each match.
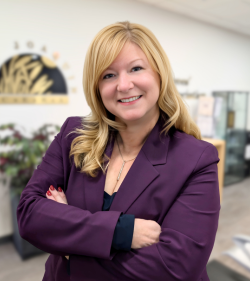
[59,116,85,147]
[169,128,220,172]
[171,128,214,149]
[64,116,84,129]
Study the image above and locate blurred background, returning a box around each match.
[0,0,250,280]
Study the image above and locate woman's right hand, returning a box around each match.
[131,218,161,249]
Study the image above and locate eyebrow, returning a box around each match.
[105,59,144,71]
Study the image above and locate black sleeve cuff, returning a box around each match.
[67,255,71,276]
[111,213,135,251]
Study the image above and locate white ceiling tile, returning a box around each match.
[234,13,250,26]
[235,25,250,35]
[135,0,163,4]
[155,1,196,14]
[204,0,250,19]
[133,0,250,37]
[168,0,235,10]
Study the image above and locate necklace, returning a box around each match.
[107,134,148,195]
[116,133,148,181]
[116,137,137,181]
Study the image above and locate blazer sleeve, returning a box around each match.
[16,117,122,260]
[69,144,221,281]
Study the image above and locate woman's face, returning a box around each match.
[98,41,160,125]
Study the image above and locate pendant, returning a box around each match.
[117,161,125,181]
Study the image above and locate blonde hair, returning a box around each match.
[68,21,201,177]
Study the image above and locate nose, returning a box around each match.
[117,72,134,93]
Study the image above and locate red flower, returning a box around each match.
[13,132,22,140]
[0,157,8,165]
[33,134,46,141]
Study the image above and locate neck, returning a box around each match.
[115,107,160,158]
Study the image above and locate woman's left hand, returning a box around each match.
[46,185,69,260]
[46,185,68,205]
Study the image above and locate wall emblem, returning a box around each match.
[0,41,77,104]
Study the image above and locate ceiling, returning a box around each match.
[135,0,250,37]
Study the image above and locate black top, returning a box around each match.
[103,191,135,251]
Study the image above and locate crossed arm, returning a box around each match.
[45,185,70,260]
[45,144,220,280]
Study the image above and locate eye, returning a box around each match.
[103,73,115,79]
[131,66,143,72]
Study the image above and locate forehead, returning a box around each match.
[108,42,148,67]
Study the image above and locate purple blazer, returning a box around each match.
[17,115,220,281]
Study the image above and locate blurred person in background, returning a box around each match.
[17,21,220,281]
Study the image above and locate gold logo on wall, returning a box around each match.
[0,40,77,104]
[0,53,68,104]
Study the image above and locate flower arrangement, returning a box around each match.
[0,122,60,197]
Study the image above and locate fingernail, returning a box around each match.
[47,190,52,196]
[50,185,55,191]
[58,187,62,192]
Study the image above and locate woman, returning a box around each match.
[17,21,220,281]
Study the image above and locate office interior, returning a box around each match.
[0,0,250,280]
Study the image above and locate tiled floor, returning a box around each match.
[209,176,250,278]
[0,243,49,281]
[0,177,249,281]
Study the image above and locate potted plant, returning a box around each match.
[0,122,60,259]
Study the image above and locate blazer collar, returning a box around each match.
[83,113,173,214]
[106,113,173,165]
[141,113,171,166]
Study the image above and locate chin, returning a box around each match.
[117,112,146,123]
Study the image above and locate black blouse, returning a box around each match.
[103,191,135,251]
[67,191,135,276]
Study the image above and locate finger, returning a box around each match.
[56,186,68,204]
[58,187,68,201]
[49,185,66,204]
[46,191,56,201]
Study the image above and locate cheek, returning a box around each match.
[99,83,116,103]
[137,74,160,100]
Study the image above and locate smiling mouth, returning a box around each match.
[118,95,142,103]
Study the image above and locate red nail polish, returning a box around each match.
[47,190,52,196]
[58,187,62,192]
[50,185,55,191]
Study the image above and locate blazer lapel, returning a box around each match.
[110,114,171,214]
[83,114,172,214]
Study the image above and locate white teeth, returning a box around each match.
[120,95,141,103]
